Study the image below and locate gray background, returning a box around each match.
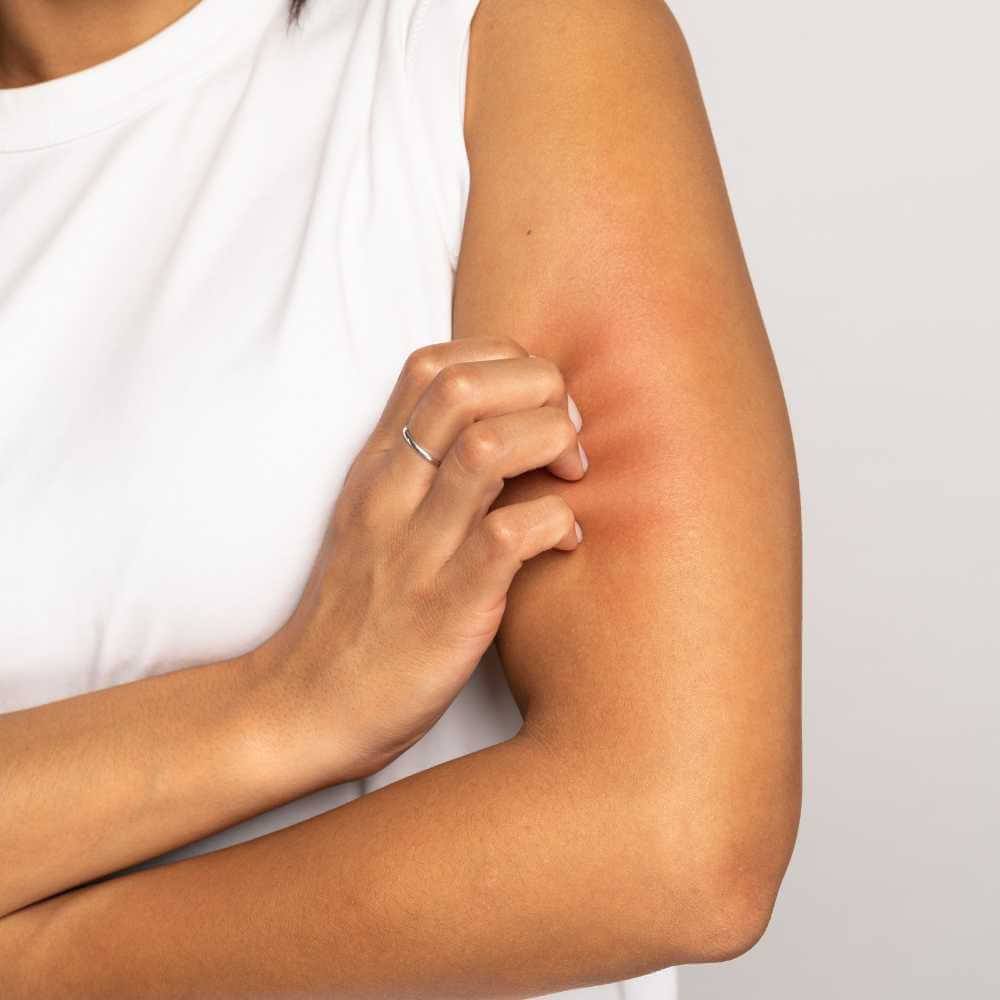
[669,1,1000,997]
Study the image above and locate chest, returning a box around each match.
[0,107,454,710]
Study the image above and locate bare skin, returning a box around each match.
[0,339,588,920]
[0,0,802,995]
[0,0,199,86]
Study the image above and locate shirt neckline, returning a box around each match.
[0,0,283,153]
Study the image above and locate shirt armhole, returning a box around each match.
[403,0,483,273]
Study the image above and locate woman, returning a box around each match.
[0,0,802,996]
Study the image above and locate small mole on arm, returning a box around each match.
[526,229,532,235]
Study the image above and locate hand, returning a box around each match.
[263,336,587,780]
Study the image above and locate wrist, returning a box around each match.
[233,633,369,796]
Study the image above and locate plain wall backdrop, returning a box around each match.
[668,1,999,997]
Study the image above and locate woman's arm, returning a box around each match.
[2,1,800,994]
[4,733,765,1000]
[458,0,802,917]
[0,643,361,919]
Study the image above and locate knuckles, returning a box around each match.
[401,336,532,391]
[453,422,506,476]
[335,476,386,535]
[402,345,447,387]
[482,510,522,552]
[428,364,478,411]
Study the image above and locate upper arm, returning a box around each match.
[453,0,801,875]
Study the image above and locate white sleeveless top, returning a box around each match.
[0,2,676,995]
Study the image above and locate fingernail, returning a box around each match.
[577,440,589,474]
[574,520,584,543]
[567,393,583,432]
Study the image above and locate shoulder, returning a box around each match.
[463,0,696,165]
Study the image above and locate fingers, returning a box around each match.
[410,403,585,560]
[388,353,584,491]
[363,338,530,514]
[435,493,582,611]
[358,336,587,570]
[370,337,529,453]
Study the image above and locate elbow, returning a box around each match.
[684,867,780,963]
[664,781,802,964]
[648,825,797,966]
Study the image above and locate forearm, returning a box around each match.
[4,731,726,999]
[0,642,358,918]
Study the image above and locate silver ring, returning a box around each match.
[401,422,442,467]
